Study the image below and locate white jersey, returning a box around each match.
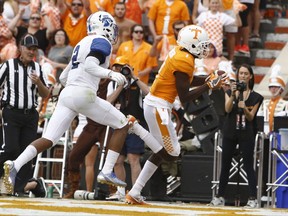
[65,35,112,92]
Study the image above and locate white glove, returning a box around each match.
[108,71,127,86]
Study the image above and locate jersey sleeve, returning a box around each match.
[90,37,112,57]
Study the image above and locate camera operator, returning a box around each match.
[106,56,150,201]
[209,64,263,208]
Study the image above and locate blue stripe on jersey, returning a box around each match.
[90,38,111,57]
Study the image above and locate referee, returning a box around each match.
[0,34,49,196]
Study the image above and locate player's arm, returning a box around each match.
[176,70,225,104]
[191,75,207,86]
[84,38,126,85]
[175,71,209,104]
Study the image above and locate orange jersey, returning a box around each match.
[116,40,158,84]
[148,0,190,36]
[150,46,195,103]
[62,9,88,47]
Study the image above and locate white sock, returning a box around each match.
[101,150,119,174]
[132,123,162,153]
[117,186,125,195]
[14,145,37,172]
[129,161,158,197]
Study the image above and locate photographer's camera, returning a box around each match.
[120,65,132,77]
[74,190,95,200]
[236,81,246,92]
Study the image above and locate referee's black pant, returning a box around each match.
[0,106,39,194]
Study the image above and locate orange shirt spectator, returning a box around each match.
[58,0,91,47]
[117,25,158,84]
[148,0,190,38]
[150,20,186,61]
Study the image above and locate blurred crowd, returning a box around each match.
[0,0,267,70]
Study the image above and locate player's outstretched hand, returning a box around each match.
[207,75,223,90]
[108,71,127,86]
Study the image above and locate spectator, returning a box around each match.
[235,0,254,55]
[106,56,150,201]
[150,20,186,61]
[57,0,91,47]
[0,0,17,63]
[221,0,246,61]
[148,0,190,39]
[112,2,136,59]
[0,34,50,196]
[257,64,288,134]
[40,0,61,30]
[17,0,32,26]
[191,0,209,24]
[2,0,19,23]
[117,24,158,84]
[196,0,235,57]
[203,43,228,74]
[249,0,261,42]
[45,29,73,82]
[8,9,55,53]
[209,64,263,208]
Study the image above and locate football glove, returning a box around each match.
[108,71,127,86]
[207,75,223,90]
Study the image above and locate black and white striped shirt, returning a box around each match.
[0,58,48,109]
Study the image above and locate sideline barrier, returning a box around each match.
[266,129,288,208]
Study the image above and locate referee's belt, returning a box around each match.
[5,105,35,114]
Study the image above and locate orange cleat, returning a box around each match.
[125,193,149,205]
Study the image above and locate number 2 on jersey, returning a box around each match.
[71,45,80,69]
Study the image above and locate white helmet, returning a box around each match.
[87,11,118,44]
[177,25,210,58]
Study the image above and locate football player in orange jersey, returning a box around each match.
[125,25,227,204]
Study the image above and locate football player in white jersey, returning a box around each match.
[3,11,136,195]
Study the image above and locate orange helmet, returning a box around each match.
[112,56,129,66]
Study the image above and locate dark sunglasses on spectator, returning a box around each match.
[174,27,182,32]
[72,3,83,6]
[30,17,41,21]
[134,30,144,34]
